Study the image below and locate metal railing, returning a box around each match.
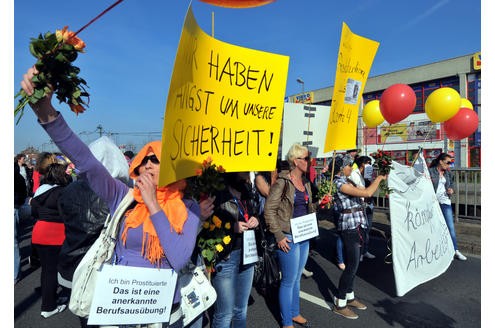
[374,168,481,222]
[315,167,481,222]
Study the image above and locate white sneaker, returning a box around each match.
[41,304,66,318]
[360,255,363,262]
[363,252,376,259]
[455,250,467,261]
[302,268,313,278]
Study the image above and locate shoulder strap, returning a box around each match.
[103,189,134,240]
[280,178,289,201]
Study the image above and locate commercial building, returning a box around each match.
[286,52,481,168]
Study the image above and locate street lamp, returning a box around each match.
[296,77,305,93]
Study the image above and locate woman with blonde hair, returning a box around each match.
[264,143,315,328]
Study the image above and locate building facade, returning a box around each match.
[287,52,481,168]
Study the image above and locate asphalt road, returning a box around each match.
[15,216,481,328]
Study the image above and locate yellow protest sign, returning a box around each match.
[159,5,289,186]
[324,22,379,152]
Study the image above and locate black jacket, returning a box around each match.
[30,185,65,222]
[57,180,109,282]
[14,163,27,209]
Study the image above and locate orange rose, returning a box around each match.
[69,103,86,115]
[56,26,85,51]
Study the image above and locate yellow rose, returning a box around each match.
[225,222,231,229]
[212,216,222,228]
[215,244,224,252]
[223,235,231,245]
[202,222,210,229]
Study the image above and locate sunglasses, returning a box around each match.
[141,154,160,165]
[297,156,310,161]
[443,159,452,165]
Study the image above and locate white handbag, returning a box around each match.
[179,258,217,326]
[69,189,134,318]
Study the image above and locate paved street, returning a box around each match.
[15,215,481,328]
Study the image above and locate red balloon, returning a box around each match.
[444,107,479,140]
[379,84,416,124]
[199,0,275,8]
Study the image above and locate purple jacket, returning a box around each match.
[41,113,201,303]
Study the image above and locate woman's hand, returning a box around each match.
[199,195,216,221]
[136,172,160,215]
[20,66,58,123]
[234,221,250,233]
[246,216,259,229]
[278,237,291,253]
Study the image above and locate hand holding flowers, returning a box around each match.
[15,26,89,124]
[370,150,394,195]
[196,215,233,272]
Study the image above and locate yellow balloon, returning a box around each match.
[460,98,474,110]
[362,100,384,127]
[425,87,461,123]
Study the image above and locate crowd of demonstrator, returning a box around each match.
[15,66,467,328]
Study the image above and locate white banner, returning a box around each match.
[88,264,177,325]
[388,157,454,296]
[282,103,334,158]
[290,213,319,243]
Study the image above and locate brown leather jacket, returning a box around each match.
[264,170,315,243]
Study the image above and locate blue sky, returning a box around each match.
[10,0,481,154]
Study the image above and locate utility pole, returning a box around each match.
[97,124,103,137]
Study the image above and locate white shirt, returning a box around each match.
[436,174,451,205]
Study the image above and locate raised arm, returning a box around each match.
[340,175,387,198]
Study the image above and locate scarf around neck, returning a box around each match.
[121,140,187,266]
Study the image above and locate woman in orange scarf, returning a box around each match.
[20,65,215,327]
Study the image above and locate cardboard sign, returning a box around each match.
[88,265,177,325]
[243,229,258,265]
[290,213,319,243]
[159,5,289,186]
[324,22,379,152]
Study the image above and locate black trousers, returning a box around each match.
[33,244,62,312]
[337,227,363,300]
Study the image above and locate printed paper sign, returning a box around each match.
[388,159,454,296]
[290,213,319,243]
[88,265,177,325]
[324,22,379,152]
[159,5,289,186]
[282,103,334,159]
[243,229,258,265]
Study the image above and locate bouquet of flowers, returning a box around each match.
[370,149,394,196]
[14,26,89,124]
[196,215,233,272]
[186,156,226,201]
[316,178,336,209]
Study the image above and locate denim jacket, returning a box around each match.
[428,166,454,193]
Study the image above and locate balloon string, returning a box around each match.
[73,0,125,37]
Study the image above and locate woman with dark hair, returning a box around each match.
[30,163,73,318]
[330,154,387,320]
[210,171,260,328]
[428,153,467,261]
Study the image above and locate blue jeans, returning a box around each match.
[277,234,309,326]
[440,203,458,250]
[337,228,362,300]
[336,235,344,265]
[211,249,254,328]
[14,209,20,282]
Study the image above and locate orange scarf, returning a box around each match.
[121,140,187,266]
